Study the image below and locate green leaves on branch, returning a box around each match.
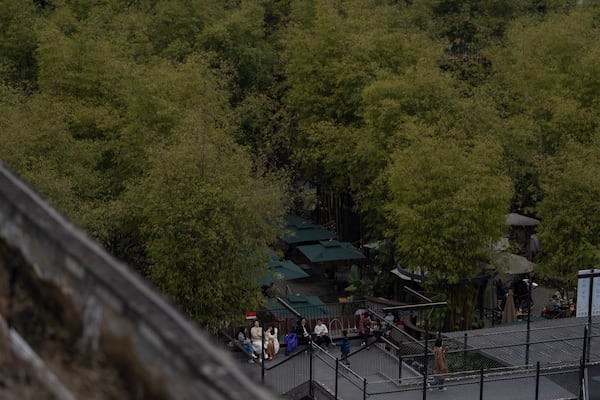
[383,137,511,283]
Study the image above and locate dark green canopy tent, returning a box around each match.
[282,215,336,244]
[256,258,309,285]
[296,240,367,263]
[266,294,330,319]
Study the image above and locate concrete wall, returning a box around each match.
[0,161,278,400]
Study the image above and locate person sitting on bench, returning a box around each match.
[314,319,331,349]
[295,317,312,345]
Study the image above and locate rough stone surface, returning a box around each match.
[0,161,277,400]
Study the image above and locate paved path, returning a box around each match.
[239,339,579,399]
[445,316,600,367]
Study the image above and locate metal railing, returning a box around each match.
[255,331,594,399]
[227,301,599,399]
[259,300,368,338]
[262,347,310,395]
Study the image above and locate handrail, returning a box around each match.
[367,308,421,345]
[312,344,365,383]
[311,342,337,361]
[276,296,302,318]
[446,320,600,339]
[399,332,600,360]
[379,335,400,351]
[219,329,257,360]
[263,344,309,371]
[328,318,343,335]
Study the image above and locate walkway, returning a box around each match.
[239,338,579,400]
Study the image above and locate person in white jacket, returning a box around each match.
[250,320,265,361]
[265,325,279,360]
[314,319,331,349]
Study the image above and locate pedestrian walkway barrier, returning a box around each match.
[227,302,600,399]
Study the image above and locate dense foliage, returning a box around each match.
[1,0,599,329]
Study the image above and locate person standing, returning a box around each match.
[384,312,395,336]
[334,330,351,365]
[430,338,448,391]
[358,313,371,349]
[314,319,331,349]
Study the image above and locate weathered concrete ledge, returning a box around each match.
[0,161,277,400]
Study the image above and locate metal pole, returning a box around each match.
[588,272,594,362]
[423,319,429,400]
[261,321,265,383]
[398,339,403,383]
[479,367,484,400]
[363,377,367,400]
[579,324,588,399]
[398,347,402,384]
[335,359,339,399]
[526,277,532,367]
[535,361,540,400]
[309,343,314,398]
[463,333,468,372]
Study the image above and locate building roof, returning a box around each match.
[296,240,367,263]
[257,258,309,285]
[281,218,337,244]
[266,295,330,319]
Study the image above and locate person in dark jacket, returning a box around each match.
[295,317,312,345]
[334,330,351,365]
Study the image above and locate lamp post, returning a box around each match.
[524,276,533,367]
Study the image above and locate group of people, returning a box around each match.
[294,317,351,364]
[295,317,332,349]
[236,315,449,392]
[237,320,280,363]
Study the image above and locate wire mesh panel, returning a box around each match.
[265,300,367,338]
[263,352,310,395]
[311,344,366,399]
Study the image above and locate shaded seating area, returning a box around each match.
[266,295,330,320]
[281,215,337,245]
[296,240,367,264]
[256,254,310,286]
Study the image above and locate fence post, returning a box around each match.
[535,361,540,400]
[479,366,484,400]
[526,278,532,367]
[463,333,468,372]
[335,358,339,400]
[587,273,594,362]
[580,324,588,399]
[423,319,429,400]
[261,321,265,384]
[398,339,403,384]
[309,343,314,398]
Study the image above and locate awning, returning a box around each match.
[257,259,309,285]
[391,266,427,283]
[266,295,330,319]
[296,240,367,263]
[282,215,337,244]
[506,213,539,226]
